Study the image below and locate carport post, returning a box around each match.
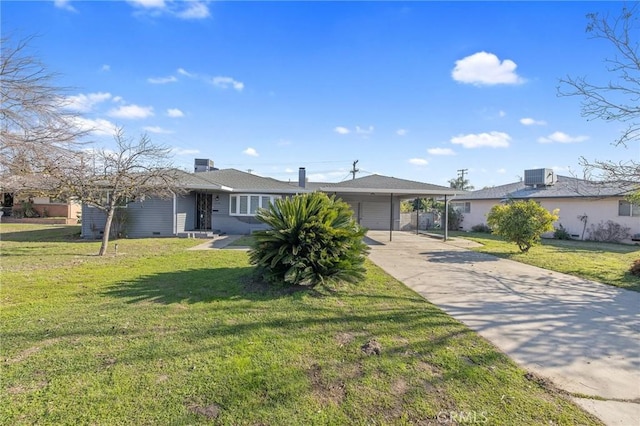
[443,195,449,242]
[389,193,393,241]
[416,199,419,235]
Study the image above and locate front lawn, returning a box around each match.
[448,232,640,292]
[1,224,601,424]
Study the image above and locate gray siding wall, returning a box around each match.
[126,197,174,237]
[176,193,195,233]
[81,205,107,239]
[212,192,269,234]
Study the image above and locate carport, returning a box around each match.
[318,175,463,241]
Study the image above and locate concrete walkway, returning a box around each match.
[366,231,640,426]
[187,235,247,250]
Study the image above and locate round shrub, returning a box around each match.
[487,200,558,253]
[248,192,369,287]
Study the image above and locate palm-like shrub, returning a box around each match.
[248,192,368,287]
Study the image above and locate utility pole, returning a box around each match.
[351,160,359,180]
[457,168,468,188]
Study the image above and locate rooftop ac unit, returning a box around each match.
[194,158,214,173]
[524,168,556,186]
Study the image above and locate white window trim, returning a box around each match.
[229,194,279,216]
[618,200,640,217]
[451,201,471,214]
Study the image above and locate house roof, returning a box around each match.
[182,169,309,193]
[319,174,463,196]
[179,169,462,197]
[454,175,633,201]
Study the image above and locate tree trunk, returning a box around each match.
[98,207,115,256]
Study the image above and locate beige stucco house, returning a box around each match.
[452,169,639,243]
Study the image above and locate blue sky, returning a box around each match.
[3,1,636,188]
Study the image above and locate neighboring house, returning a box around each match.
[81,159,461,239]
[0,191,81,224]
[453,168,640,242]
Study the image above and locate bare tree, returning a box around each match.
[1,35,85,178]
[558,4,640,201]
[54,128,184,256]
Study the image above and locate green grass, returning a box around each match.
[1,224,602,425]
[226,235,256,247]
[440,231,640,292]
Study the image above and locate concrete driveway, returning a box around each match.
[365,231,640,426]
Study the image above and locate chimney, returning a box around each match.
[298,167,306,188]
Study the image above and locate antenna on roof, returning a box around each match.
[247,169,253,174]
[351,160,359,180]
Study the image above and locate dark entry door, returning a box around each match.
[196,193,212,230]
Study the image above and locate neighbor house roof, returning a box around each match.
[455,175,633,201]
[318,174,464,196]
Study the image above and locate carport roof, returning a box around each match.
[318,174,464,196]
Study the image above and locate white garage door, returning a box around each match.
[360,202,390,230]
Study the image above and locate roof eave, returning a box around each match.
[322,187,462,196]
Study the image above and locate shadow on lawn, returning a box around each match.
[0,226,82,242]
[104,266,326,304]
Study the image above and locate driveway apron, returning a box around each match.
[365,231,640,426]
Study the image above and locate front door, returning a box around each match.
[195,193,212,230]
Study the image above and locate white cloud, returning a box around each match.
[172,148,200,156]
[497,168,507,174]
[538,131,588,144]
[498,110,506,118]
[427,147,456,156]
[54,0,77,12]
[408,158,429,166]
[126,0,210,20]
[112,96,123,103]
[127,0,165,8]
[308,170,347,182]
[212,76,244,91]
[166,108,184,118]
[108,104,154,119]
[451,131,511,148]
[396,129,408,136]
[64,92,112,112]
[72,117,118,136]
[147,75,177,84]
[243,147,259,157]
[355,125,374,135]
[143,126,174,134]
[520,117,547,126]
[177,1,210,19]
[284,167,294,173]
[334,126,350,135]
[101,64,111,72]
[177,68,195,78]
[452,51,524,86]
[277,139,292,146]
